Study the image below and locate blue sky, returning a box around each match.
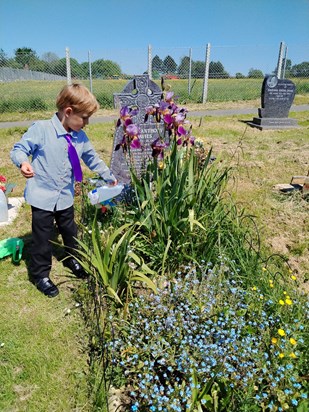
[1,0,309,76]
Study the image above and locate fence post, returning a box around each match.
[188,48,192,95]
[88,50,93,93]
[148,44,152,80]
[65,47,72,85]
[202,43,211,104]
[276,41,286,79]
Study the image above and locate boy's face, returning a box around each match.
[63,107,90,132]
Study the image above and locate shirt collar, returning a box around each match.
[51,113,80,140]
[52,113,68,137]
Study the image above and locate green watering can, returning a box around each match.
[0,238,24,263]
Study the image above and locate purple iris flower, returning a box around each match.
[120,106,129,118]
[151,138,169,159]
[165,91,174,102]
[120,105,139,118]
[126,124,140,137]
[125,118,133,127]
[115,135,127,151]
[130,107,139,116]
[181,135,195,147]
[145,106,156,115]
[175,113,185,123]
[177,125,188,136]
[179,107,188,114]
[130,138,142,149]
[159,100,170,113]
[189,136,195,145]
[170,103,178,113]
[163,113,174,126]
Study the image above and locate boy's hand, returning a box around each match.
[20,162,35,178]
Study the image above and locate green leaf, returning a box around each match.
[130,271,157,293]
[161,238,172,274]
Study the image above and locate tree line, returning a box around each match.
[1,47,308,80]
[0,47,122,79]
[152,54,309,79]
[152,54,229,79]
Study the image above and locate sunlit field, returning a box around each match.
[1,78,308,115]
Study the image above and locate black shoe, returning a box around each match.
[34,277,59,298]
[64,257,87,279]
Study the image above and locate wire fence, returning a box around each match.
[0,43,308,115]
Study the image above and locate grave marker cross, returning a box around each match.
[110,75,166,183]
[114,75,162,121]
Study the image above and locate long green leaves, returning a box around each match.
[75,212,156,306]
[127,137,261,278]
[129,140,229,273]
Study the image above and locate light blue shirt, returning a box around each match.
[10,113,116,211]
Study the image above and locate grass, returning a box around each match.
[0,77,308,120]
[0,108,308,410]
[0,260,90,411]
[0,224,91,410]
[0,94,308,124]
[0,127,102,411]
[189,111,309,281]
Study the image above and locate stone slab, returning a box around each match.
[247,75,299,130]
[259,75,296,118]
[247,117,299,130]
[290,176,308,185]
[110,74,166,183]
[0,197,25,227]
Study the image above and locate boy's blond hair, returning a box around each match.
[56,83,100,116]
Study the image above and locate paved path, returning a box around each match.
[0,104,308,129]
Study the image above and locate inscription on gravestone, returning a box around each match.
[110,75,166,183]
[248,75,298,130]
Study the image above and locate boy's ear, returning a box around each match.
[64,107,73,117]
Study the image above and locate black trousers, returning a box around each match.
[30,205,77,279]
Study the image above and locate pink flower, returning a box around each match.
[174,113,186,123]
[116,105,142,152]
[120,106,139,119]
[120,106,130,118]
[158,100,170,115]
[151,137,169,159]
[130,138,142,149]
[124,118,133,127]
[145,106,156,115]
[163,113,174,126]
[165,91,174,102]
[126,124,140,138]
[177,125,188,136]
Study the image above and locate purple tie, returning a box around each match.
[64,134,83,182]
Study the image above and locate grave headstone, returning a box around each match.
[248,75,298,130]
[110,75,166,183]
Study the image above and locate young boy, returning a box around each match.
[11,83,117,298]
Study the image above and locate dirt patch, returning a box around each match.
[13,384,38,402]
[268,236,290,255]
